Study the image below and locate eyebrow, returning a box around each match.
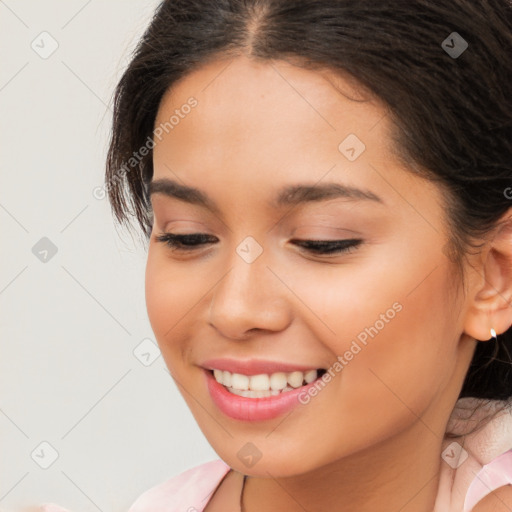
[148,178,384,214]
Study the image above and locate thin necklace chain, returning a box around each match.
[239,474,247,512]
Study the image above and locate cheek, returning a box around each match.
[145,252,169,339]
[344,276,454,423]
[287,256,456,422]
[144,249,196,369]
[266,266,457,468]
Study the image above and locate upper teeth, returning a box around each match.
[213,369,318,391]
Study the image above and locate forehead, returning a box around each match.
[155,55,385,130]
[150,56,446,223]
[153,55,394,174]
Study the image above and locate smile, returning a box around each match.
[212,368,326,398]
[204,367,328,421]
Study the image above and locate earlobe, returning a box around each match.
[462,211,512,342]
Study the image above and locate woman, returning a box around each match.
[42,0,512,510]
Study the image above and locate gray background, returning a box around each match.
[0,1,217,510]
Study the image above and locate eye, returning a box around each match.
[155,232,362,256]
[290,238,362,255]
[155,232,217,251]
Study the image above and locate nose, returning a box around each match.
[208,246,292,340]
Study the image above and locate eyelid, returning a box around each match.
[155,231,363,257]
[155,217,211,232]
[152,206,230,236]
[291,224,363,237]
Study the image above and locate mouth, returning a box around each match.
[208,368,328,398]
[203,366,329,421]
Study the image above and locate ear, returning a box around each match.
[463,210,512,342]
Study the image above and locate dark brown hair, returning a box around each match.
[106,0,512,432]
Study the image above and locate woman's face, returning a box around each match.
[145,55,477,476]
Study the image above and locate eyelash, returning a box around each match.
[154,233,362,256]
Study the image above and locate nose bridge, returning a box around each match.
[227,232,269,287]
[208,234,291,337]
[214,235,270,311]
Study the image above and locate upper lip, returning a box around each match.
[201,358,323,376]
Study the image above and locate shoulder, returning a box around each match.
[466,447,512,512]
[471,485,512,512]
[128,459,231,512]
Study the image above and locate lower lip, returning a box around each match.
[204,369,321,421]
